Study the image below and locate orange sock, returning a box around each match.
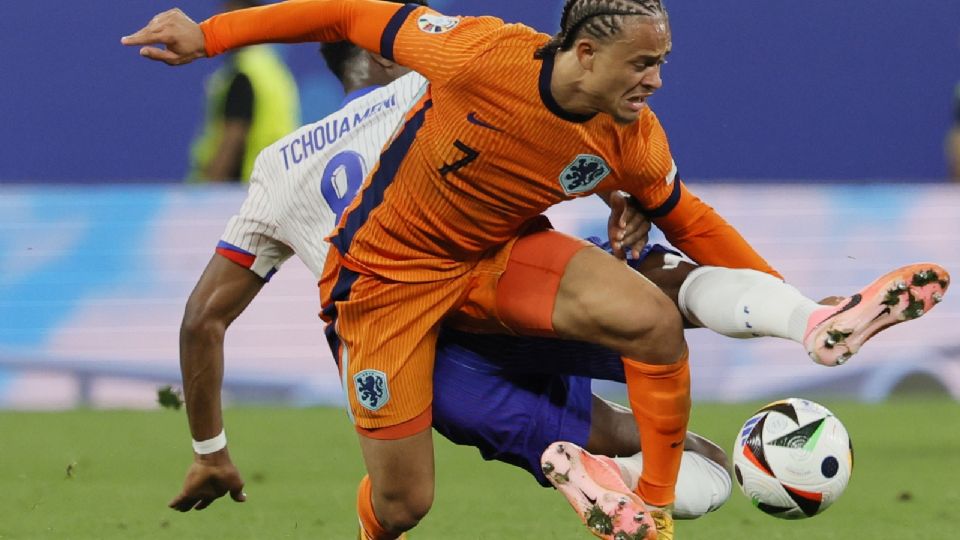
[622,352,691,507]
[357,475,399,540]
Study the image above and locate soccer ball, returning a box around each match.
[732,398,853,519]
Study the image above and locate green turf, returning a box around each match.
[1,400,958,539]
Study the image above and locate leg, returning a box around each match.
[630,243,951,366]
[543,437,731,525]
[433,330,732,514]
[432,330,593,487]
[575,239,696,327]
[585,394,640,457]
[357,430,435,536]
[321,255,467,539]
[677,263,950,365]
[491,231,688,539]
[547,245,689,512]
[587,397,732,520]
[436,246,696,385]
[590,237,951,366]
[549,245,685,364]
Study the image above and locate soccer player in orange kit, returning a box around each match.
[123,2,949,538]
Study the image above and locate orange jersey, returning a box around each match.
[202,1,780,280]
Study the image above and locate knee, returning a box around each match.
[375,485,434,533]
[558,270,685,363]
[651,304,685,359]
[626,299,685,364]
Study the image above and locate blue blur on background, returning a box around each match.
[1,0,958,183]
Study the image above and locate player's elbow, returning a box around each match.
[180,295,230,345]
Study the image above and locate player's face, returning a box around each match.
[585,16,671,124]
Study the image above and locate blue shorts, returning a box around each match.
[432,330,614,486]
[431,241,678,486]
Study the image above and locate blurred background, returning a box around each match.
[1,0,959,409]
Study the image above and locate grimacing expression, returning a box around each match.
[580,15,671,124]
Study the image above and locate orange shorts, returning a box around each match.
[319,220,592,438]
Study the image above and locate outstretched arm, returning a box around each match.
[121,1,402,65]
[122,1,502,87]
[170,254,264,511]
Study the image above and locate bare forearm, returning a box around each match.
[177,255,266,441]
[180,326,226,440]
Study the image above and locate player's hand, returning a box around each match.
[169,449,247,512]
[607,190,651,260]
[121,9,206,66]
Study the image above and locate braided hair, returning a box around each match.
[535,0,667,59]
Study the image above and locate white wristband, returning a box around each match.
[192,429,227,454]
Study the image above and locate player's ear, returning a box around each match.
[369,53,396,70]
[574,38,598,71]
[370,52,410,79]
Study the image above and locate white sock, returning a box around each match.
[613,451,732,520]
[678,266,822,342]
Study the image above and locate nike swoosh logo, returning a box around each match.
[580,489,598,506]
[670,440,684,448]
[466,112,503,132]
[819,294,862,325]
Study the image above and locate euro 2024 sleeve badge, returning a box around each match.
[418,14,461,34]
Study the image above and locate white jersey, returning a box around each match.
[218,73,428,279]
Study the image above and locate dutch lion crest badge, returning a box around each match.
[559,154,611,194]
[354,369,390,411]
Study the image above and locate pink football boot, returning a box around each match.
[804,263,950,366]
[541,442,659,540]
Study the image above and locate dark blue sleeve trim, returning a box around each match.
[380,3,419,61]
[645,178,683,218]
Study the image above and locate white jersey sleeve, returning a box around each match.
[218,157,295,280]
[218,72,429,279]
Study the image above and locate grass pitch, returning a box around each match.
[1,400,958,539]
